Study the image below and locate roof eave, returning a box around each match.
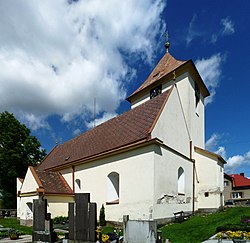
[46,137,163,172]
[194,146,227,164]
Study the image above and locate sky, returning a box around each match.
[0,0,250,176]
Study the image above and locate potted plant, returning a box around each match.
[8,228,20,240]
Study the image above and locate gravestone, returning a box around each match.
[68,193,97,243]
[89,202,97,242]
[123,215,157,243]
[32,199,56,242]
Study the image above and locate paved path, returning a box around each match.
[0,235,32,242]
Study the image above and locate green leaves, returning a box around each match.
[0,111,46,208]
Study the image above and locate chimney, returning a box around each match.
[240,172,245,177]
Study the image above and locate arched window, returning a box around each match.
[178,167,185,195]
[75,179,81,192]
[26,202,33,212]
[107,172,119,204]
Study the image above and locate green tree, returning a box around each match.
[0,111,46,208]
[99,204,106,226]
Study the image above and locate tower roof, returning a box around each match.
[127,52,210,102]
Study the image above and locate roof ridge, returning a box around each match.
[127,52,188,100]
[38,90,171,170]
[147,85,174,135]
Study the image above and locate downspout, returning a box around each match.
[72,166,75,193]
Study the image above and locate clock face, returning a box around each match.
[150,85,162,99]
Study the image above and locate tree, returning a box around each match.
[0,111,46,208]
[99,204,106,226]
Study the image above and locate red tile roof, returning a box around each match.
[38,89,172,171]
[33,167,73,195]
[230,174,250,187]
[127,52,187,100]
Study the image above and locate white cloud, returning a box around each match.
[226,155,245,171]
[205,133,227,159]
[186,14,201,46]
[215,146,227,160]
[211,17,235,43]
[85,112,117,129]
[73,128,81,136]
[0,0,166,130]
[221,17,235,35]
[205,133,220,151]
[205,134,250,174]
[195,54,223,104]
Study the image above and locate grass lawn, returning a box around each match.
[0,217,32,237]
[0,208,250,241]
[161,207,250,243]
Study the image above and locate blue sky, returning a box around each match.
[0,0,250,175]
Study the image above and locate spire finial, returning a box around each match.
[165,31,170,53]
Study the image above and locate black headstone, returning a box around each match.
[33,199,47,231]
[68,202,75,240]
[75,193,90,241]
[89,202,97,242]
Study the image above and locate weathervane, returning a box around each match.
[165,31,170,53]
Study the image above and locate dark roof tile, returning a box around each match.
[35,168,73,195]
[38,89,171,170]
[127,52,187,99]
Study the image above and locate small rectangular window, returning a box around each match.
[195,82,200,108]
[204,192,209,197]
[224,181,229,187]
[232,192,243,199]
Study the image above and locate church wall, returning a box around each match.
[131,71,205,151]
[60,144,156,222]
[176,73,205,149]
[45,195,74,218]
[194,151,224,209]
[151,83,190,157]
[16,179,23,218]
[19,195,39,226]
[60,167,73,189]
[20,167,39,193]
[152,145,193,219]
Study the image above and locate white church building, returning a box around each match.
[17,44,226,226]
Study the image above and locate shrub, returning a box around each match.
[99,204,106,226]
[216,224,250,232]
[53,216,68,224]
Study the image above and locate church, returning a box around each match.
[17,41,226,226]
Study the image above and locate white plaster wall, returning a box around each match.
[19,195,74,224]
[153,146,194,219]
[61,167,73,190]
[19,195,39,223]
[16,179,23,218]
[45,195,74,218]
[61,145,155,222]
[21,168,39,193]
[174,73,205,149]
[194,151,224,209]
[132,72,205,151]
[152,84,190,157]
